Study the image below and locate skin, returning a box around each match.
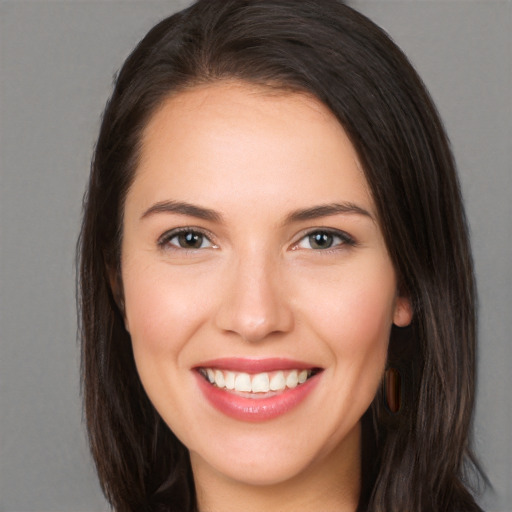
[120,82,412,512]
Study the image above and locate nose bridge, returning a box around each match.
[215,245,293,342]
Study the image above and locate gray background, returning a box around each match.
[0,1,510,511]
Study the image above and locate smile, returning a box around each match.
[194,359,323,421]
[198,368,315,394]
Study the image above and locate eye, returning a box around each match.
[158,228,215,250]
[295,229,355,250]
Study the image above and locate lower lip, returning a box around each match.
[194,371,320,422]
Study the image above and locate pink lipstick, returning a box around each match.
[193,358,322,422]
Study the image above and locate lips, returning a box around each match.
[194,358,322,421]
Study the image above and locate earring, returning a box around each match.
[384,367,401,414]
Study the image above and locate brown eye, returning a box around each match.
[296,230,355,250]
[159,229,214,250]
[177,231,205,248]
[309,232,334,249]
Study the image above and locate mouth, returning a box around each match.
[193,359,323,421]
[197,367,321,397]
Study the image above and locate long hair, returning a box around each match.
[78,1,483,510]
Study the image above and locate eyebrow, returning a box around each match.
[284,202,373,224]
[140,200,373,224]
[141,200,223,223]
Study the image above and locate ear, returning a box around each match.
[393,295,413,327]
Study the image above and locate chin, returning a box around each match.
[187,418,360,489]
[191,446,316,487]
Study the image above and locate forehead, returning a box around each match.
[129,81,374,219]
[145,81,337,131]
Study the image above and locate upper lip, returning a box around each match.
[193,357,321,373]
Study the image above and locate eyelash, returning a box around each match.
[157,227,216,252]
[292,228,356,252]
[157,227,356,253]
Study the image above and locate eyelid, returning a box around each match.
[157,226,217,249]
[291,227,356,251]
[156,226,355,252]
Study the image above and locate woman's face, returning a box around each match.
[120,82,411,488]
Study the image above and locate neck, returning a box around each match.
[191,423,361,512]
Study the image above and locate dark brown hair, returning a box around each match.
[78,1,484,510]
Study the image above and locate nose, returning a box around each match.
[214,251,294,343]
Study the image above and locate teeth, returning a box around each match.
[286,370,298,389]
[234,373,252,392]
[214,370,225,388]
[251,373,270,393]
[201,368,314,393]
[269,371,286,391]
[224,371,235,390]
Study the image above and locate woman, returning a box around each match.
[78,0,484,510]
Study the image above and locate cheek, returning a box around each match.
[340,282,394,351]
[121,258,216,361]
[297,259,396,369]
